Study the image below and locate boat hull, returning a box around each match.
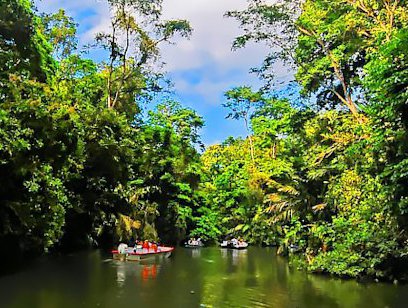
[232,246,248,250]
[112,247,174,261]
[220,242,248,249]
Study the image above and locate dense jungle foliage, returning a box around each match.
[1,0,407,282]
[0,0,199,253]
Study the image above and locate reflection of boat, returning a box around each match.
[115,260,162,286]
[231,242,248,249]
[231,247,247,265]
[190,248,201,258]
[112,244,174,261]
[220,239,248,249]
[141,264,158,280]
[184,238,204,248]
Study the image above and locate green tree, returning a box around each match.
[96,0,192,111]
[223,87,264,165]
[0,0,54,83]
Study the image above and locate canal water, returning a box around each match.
[0,247,407,308]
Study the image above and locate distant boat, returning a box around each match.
[112,243,174,261]
[220,239,248,249]
[184,238,204,248]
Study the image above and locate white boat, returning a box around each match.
[233,241,248,249]
[220,240,229,248]
[184,238,204,248]
[220,239,248,249]
[112,243,174,261]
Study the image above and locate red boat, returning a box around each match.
[112,243,174,261]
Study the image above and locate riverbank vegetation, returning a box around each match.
[0,0,201,253]
[1,0,407,282]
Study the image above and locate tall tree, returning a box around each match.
[223,87,264,165]
[0,0,54,84]
[96,0,192,111]
[227,0,407,120]
[41,9,78,61]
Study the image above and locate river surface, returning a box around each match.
[0,247,407,308]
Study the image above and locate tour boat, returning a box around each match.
[220,239,248,249]
[233,241,249,249]
[184,238,204,248]
[112,244,174,261]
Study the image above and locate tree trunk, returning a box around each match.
[244,116,255,166]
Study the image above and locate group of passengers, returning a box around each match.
[230,238,245,245]
[118,238,159,253]
[187,237,202,246]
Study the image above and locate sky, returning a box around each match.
[34,0,292,146]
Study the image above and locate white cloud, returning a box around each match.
[35,0,271,73]
[35,0,290,108]
[160,0,268,72]
[35,0,111,47]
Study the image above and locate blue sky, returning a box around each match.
[34,0,292,146]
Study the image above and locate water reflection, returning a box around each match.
[231,248,247,265]
[116,262,126,286]
[113,259,162,286]
[1,248,408,308]
[190,248,202,258]
[141,264,157,281]
[220,247,228,258]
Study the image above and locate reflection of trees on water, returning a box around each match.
[200,248,323,307]
[306,273,404,308]
[2,249,407,307]
[199,248,253,307]
[111,248,408,307]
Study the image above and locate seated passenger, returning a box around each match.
[118,243,128,254]
[142,240,149,251]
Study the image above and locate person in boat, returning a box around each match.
[128,237,135,247]
[133,239,142,253]
[152,242,158,252]
[118,243,128,254]
[142,240,150,252]
[193,238,202,246]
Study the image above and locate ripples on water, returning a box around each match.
[0,247,408,307]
